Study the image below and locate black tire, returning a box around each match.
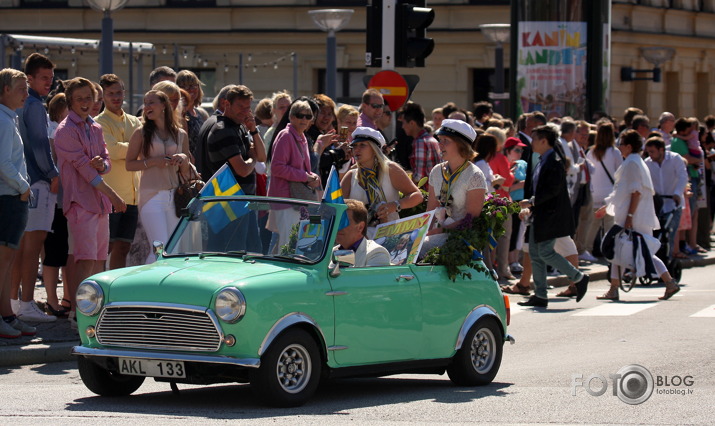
[250,329,321,407]
[638,276,653,286]
[669,259,682,284]
[77,356,145,396]
[447,317,503,386]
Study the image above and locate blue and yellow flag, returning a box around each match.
[199,164,247,232]
[322,166,350,229]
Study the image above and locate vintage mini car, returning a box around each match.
[72,196,514,407]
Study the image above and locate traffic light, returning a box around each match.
[365,0,383,68]
[394,1,434,68]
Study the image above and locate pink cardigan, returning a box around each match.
[54,111,112,214]
[267,124,312,199]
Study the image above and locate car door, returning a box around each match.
[328,264,422,366]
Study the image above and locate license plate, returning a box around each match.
[118,358,186,378]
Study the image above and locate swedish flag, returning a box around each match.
[199,164,247,232]
[322,166,350,229]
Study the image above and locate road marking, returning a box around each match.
[690,304,715,317]
[573,302,658,316]
[510,304,529,315]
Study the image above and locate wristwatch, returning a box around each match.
[394,201,402,212]
[249,129,259,136]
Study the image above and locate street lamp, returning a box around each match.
[309,9,354,101]
[621,46,675,82]
[87,0,128,76]
[479,23,510,116]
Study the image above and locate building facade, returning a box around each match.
[1,0,714,119]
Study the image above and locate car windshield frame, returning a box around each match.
[162,196,339,265]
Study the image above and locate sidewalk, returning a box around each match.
[1,250,714,368]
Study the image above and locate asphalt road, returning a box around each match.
[0,265,712,425]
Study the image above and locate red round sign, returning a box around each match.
[368,70,410,110]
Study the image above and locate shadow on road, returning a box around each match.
[65,377,514,418]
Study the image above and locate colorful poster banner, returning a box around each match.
[517,21,588,119]
[374,211,435,265]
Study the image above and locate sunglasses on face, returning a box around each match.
[294,113,313,120]
[370,103,384,109]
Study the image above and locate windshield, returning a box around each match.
[165,198,337,264]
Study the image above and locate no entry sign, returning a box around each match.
[368,70,410,110]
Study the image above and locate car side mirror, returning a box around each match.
[153,241,164,258]
[330,249,355,277]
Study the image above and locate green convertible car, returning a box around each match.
[72,196,514,407]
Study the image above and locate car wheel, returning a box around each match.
[250,329,321,407]
[77,356,145,396]
[447,317,503,386]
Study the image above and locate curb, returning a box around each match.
[0,341,76,368]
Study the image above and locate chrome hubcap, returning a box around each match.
[276,343,311,394]
[470,328,496,374]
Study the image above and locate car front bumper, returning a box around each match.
[72,346,260,368]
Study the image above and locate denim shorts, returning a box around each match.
[0,194,29,249]
[109,204,139,243]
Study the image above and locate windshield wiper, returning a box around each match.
[270,253,314,264]
[198,250,249,259]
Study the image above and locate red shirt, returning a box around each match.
[488,152,514,200]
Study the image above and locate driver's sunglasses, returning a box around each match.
[295,113,313,120]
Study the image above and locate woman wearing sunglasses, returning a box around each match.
[267,100,322,249]
[341,127,422,238]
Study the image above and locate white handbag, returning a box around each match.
[613,231,635,269]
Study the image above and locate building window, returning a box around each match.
[316,0,366,6]
[19,0,68,7]
[317,69,367,105]
[166,0,216,7]
[471,68,511,115]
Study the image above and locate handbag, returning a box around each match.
[174,167,204,217]
[289,181,319,201]
[288,132,321,202]
[613,230,635,269]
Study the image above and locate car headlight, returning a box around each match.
[214,287,246,323]
[76,281,104,316]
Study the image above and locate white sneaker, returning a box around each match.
[10,299,20,315]
[0,320,21,339]
[509,262,524,273]
[8,317,36,336]
[17,300,57,323]
[578,251,598,263]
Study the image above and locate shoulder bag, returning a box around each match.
[174,166,204,217]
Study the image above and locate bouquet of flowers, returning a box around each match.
[423,193,520,281]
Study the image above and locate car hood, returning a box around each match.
[100,257,295,306]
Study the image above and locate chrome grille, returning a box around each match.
[95,304,222,352]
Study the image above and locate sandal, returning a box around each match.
[659,284,680,300]
[696,245,708,253]
[597,290,619,301]
[60,298,72,310]
[501,284,530,296]
[556,286,578,298]
[672,252,688,259]
[45,303,68,317]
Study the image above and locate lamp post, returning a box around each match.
[87,0,128,76]
[309,9,354,101]
[479,24,510,116]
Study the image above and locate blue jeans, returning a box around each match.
[528,227,584,299]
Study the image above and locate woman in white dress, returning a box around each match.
[595,129,679,301]
[421,119,487,254]
[341,127,422,238]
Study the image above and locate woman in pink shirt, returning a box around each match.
[54,77,125,320]
[266,100,321,250]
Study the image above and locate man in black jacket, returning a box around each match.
[518,124,589,308]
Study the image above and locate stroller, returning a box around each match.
[620,202,682,292]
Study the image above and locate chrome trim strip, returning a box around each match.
[258,312,327,356]
[454,305,499,350]
[327,345,348,351]
[325,291,348,296]
[396,274,415,281]
[72,346,260,368]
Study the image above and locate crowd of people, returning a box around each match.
[2,53,713,339]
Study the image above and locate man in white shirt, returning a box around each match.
[644,136,688,258]
[334,199,390,268]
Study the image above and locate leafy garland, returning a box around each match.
[423,193,521,281]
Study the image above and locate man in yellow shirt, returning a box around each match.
[96,74,142,269]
